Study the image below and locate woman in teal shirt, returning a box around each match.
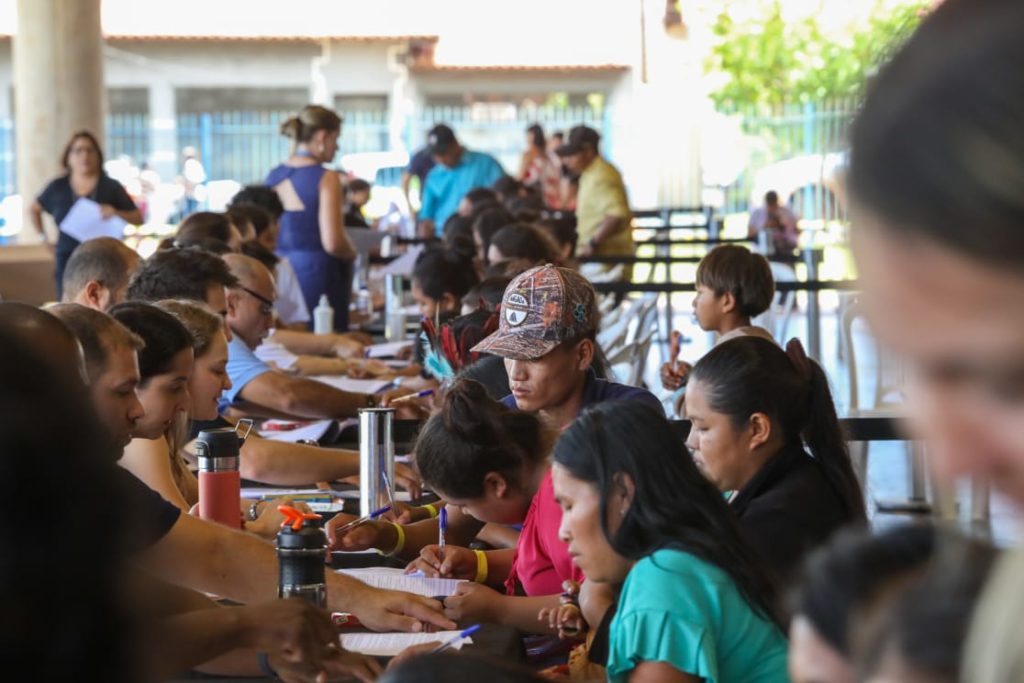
[551,401,790,683]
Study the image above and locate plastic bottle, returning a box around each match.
[313,294,333,335]
[356,286,371,316]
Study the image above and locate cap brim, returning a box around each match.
[554,144,581,157]
[470,330,559,361]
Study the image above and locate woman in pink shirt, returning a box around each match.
[406,378,584,633]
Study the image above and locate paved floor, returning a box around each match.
[623,293,1022,547]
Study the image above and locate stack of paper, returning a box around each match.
[311,375,393,394]
[338,566,463,598]
[364,340,414,359]
[340,631,471,657]
[258,419,334,443]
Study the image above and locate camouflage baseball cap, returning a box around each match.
[471,264,598,361]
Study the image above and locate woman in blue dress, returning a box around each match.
[266,105,356,331]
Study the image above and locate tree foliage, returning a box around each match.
[707,1,928,111]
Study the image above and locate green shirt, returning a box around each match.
[608,549,790,683]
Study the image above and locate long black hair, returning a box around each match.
[414,379,550,499]
[554,401,781,625]
[690,336,867,522]
[109,302,194,385]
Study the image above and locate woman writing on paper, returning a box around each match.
[30,130,142,298]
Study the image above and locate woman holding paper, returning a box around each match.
[30,130,142,298]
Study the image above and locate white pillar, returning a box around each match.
[148,79,178,181]
[13,0,106,242]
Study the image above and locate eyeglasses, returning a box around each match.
[240,286,275,317]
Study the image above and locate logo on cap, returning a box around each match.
[504,292,529,326]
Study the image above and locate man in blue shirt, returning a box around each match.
[417,124,505,238]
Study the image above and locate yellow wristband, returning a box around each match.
[473,549,488,584]
[421,503,440,519]
[379,523,406,557]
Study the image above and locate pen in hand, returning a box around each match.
[332,505,392,535]
[430,624,481,653]
[438,506,447,567]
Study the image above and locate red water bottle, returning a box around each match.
[195,427,243,528]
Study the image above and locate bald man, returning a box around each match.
[61,238,143,311]
[222,254,397,420]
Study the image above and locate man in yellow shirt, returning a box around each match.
[556,126,633,280]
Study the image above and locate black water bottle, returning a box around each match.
[276,508,327,607]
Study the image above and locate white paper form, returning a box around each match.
[258,419,335,443]
[340,631,471,657]
[338,566,463,598]
[364,340,415,359]
[310,375,392,394]
[59,197,128,242]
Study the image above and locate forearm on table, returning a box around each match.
[271,329,336,356]
[241,437,359,485]
[290,355,348,376]
[146,608,263,680]
[241,375,365,420]
[480,548,515,588]
[142,513,278,606]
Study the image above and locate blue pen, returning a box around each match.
[430,624,481,654]
[333,505,392,534]
[388,389,435,404]
[438,506,447,564]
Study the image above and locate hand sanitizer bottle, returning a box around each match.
[313,294,333,334]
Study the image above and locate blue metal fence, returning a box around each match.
[719,100,856,223]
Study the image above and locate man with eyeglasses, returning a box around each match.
[221,253,398,420]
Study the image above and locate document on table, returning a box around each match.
[338,567,463,598]
[258,419,334,443]
[364,340,414,358]
[311,375,393,394]
[333,489,413,502]
[59,197,128,242]
[340,631,471,657]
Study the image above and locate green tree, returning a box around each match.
[707,1,928,111]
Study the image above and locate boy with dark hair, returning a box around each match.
[661,245,776,413]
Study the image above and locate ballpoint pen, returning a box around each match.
[331,504,392,534]
[381,469,397,514]
[429,624,481,653]
[388,389,435,404]
[438,505,447,564]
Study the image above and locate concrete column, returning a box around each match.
[147,79,177,181]
[13,0,106,242]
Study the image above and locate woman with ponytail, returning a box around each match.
[686,335,866,582]
[396,378,583,633]
[266,105,356,331]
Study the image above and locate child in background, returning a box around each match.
[661,244,775,416]
[343,177,372,229]
[410,245,479,321]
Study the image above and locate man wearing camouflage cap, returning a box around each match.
[473,264,661,431]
